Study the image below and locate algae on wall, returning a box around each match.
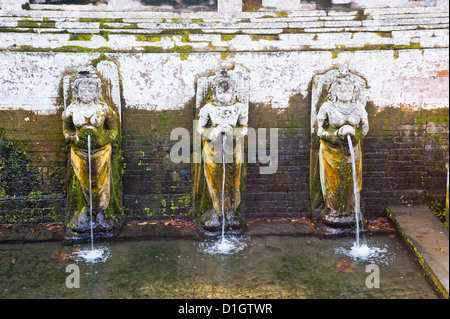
[0,136,64,223]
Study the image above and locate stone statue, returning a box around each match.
[194,66,249,233]
[62,64,123,240]
[310,67,369,231]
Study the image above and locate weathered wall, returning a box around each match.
[0,0,448,223]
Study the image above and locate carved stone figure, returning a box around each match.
[194,66,249,233]
[62,64,123,240]
[310,67,369,231]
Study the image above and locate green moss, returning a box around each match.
[393,42,422,50]
[0,139,38,198]
[353,11,369,21]
[426,197,447,224]
[17,19,56,28]
[142,46,164,53]
[136,35,163,42]
[375,31,393,38]
[172,44,194,54]
[69,34,94,41]
[275,11,288,18]
[393,50,400,59]
[250,34,279,41]
[221,34,237,41]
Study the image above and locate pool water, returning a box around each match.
[0,233,438,298]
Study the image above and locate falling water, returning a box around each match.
[88,134,94,251]
[217,133,230,252]
[333,136,387,262]
[221,133,226,241]
[347,134,362,246]
[344,134,388,261]
[76,134,106,263]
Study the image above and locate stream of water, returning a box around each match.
[77,134,106,262]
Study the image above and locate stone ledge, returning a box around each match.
[0,28,447,52]
[0,217,399,243]
[387,205,449,299]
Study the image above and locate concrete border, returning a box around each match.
[387,205,449,299]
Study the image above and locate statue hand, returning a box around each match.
[209,127,222,141]
[338,125,355,138]
[318,130,331,139]
[72,134,86,148]
[78,127,95,141]
[220,124,233,136]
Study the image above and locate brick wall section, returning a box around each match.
[0,110,66,223]
[0,103,448,223]
[121,106,195,220]
[362,106,449,215]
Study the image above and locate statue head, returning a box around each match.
[212,68,236,106]
[72,65,102,104]
[329,68,357,103]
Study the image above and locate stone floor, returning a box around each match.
[388,205,449,299]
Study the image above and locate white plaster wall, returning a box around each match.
[0,50,447,116]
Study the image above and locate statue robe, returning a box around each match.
[198,102,248,213]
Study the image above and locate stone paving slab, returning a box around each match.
[387,205,449,299]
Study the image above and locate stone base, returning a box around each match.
[313,209,365,237]
[199,210,245,235]
[64,210,124,244]
[63,226,122,244]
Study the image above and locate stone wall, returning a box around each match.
[0,0,448,223]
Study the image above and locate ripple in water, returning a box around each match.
[198,235,250,255]
[73,246,110,263]
[336,241,389,265]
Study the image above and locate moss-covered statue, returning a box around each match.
[194,66,249,233]
[310,67,369,233]
[62,65,123,240]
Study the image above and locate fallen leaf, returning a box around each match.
[439,248,444,252]
[244,243,256,250]
[11,258,16,264]
[50,248,80,263]
[334,258,356,274]
[50,251,66,262]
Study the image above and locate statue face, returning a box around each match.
[334,80,354,103]
[214,80,235,106]
[77,79,100,104]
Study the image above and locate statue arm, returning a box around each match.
[359,107,369,140]
[235,104,248,137]
[101,107,119,145]
[316,104,337,144]
[197,104,218,141]
[62,109,77,143]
